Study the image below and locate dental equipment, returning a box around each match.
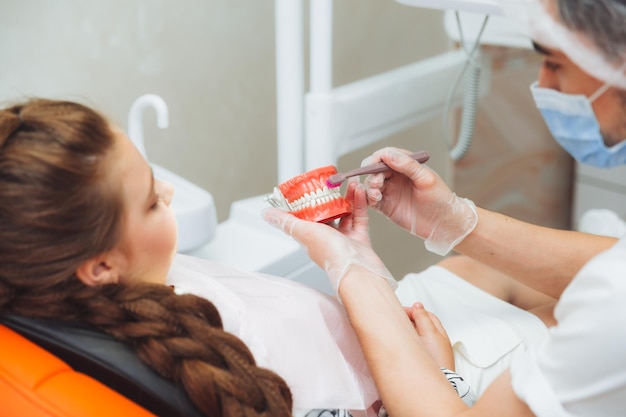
[441,13,487,162]
[278,0,510,179]
[326,150,430,189]
[188,0,527,295]
[128,94,169,159]
[395,0,503,15]
[396,2,488,161]
[397,2,530,162]
[127,94,218,252]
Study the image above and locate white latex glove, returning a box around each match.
[362,147,477,256]
[262,181,397,297]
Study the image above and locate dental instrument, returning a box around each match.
[326,150,430,188]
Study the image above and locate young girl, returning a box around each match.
[0,98,378,417]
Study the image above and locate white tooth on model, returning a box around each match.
[281,180,344,212]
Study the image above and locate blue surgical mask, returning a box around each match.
[530,81,626,168]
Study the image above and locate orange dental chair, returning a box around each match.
[0,315,204,417]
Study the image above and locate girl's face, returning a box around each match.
[108,127,178,285]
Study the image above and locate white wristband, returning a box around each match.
[441,367,477,407]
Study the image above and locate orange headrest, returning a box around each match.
[0,324,155,417]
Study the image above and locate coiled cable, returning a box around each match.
[442,12,489,162]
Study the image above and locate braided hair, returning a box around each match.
[0,99,292,416]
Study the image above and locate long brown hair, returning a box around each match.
[0,99,292,416]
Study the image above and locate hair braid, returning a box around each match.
[2,278,292,416]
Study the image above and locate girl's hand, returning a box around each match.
[405,302,455,370]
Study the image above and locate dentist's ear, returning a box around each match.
[75,252,122,286]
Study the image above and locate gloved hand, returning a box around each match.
[262,181,397,297]
[362,147,478,256]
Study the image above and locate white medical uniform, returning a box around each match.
[166,254,379,417]
[395,266,550,396]
[510,237,626,416]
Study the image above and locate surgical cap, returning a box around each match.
[501,0,626,89]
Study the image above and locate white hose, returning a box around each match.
[449,63,480,161]
[442,13,489,162]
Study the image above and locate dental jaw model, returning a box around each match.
[266,151,430,223]
[266,165,352,223]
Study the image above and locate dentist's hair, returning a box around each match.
[0,99,292,417]
[558,0,626,63]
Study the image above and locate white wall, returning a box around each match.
[0,0,450,277]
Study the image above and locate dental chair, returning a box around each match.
[0,315,204,417]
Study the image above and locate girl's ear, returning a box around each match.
[75,252,122,286]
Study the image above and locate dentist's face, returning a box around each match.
[534,42,626,147]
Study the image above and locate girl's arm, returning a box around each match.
[339,266,535,417]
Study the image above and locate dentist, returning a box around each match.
[264,0,626,416]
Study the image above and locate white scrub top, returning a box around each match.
[396,266,549,396]
[166,254,379,416]
[510,237,626,416]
